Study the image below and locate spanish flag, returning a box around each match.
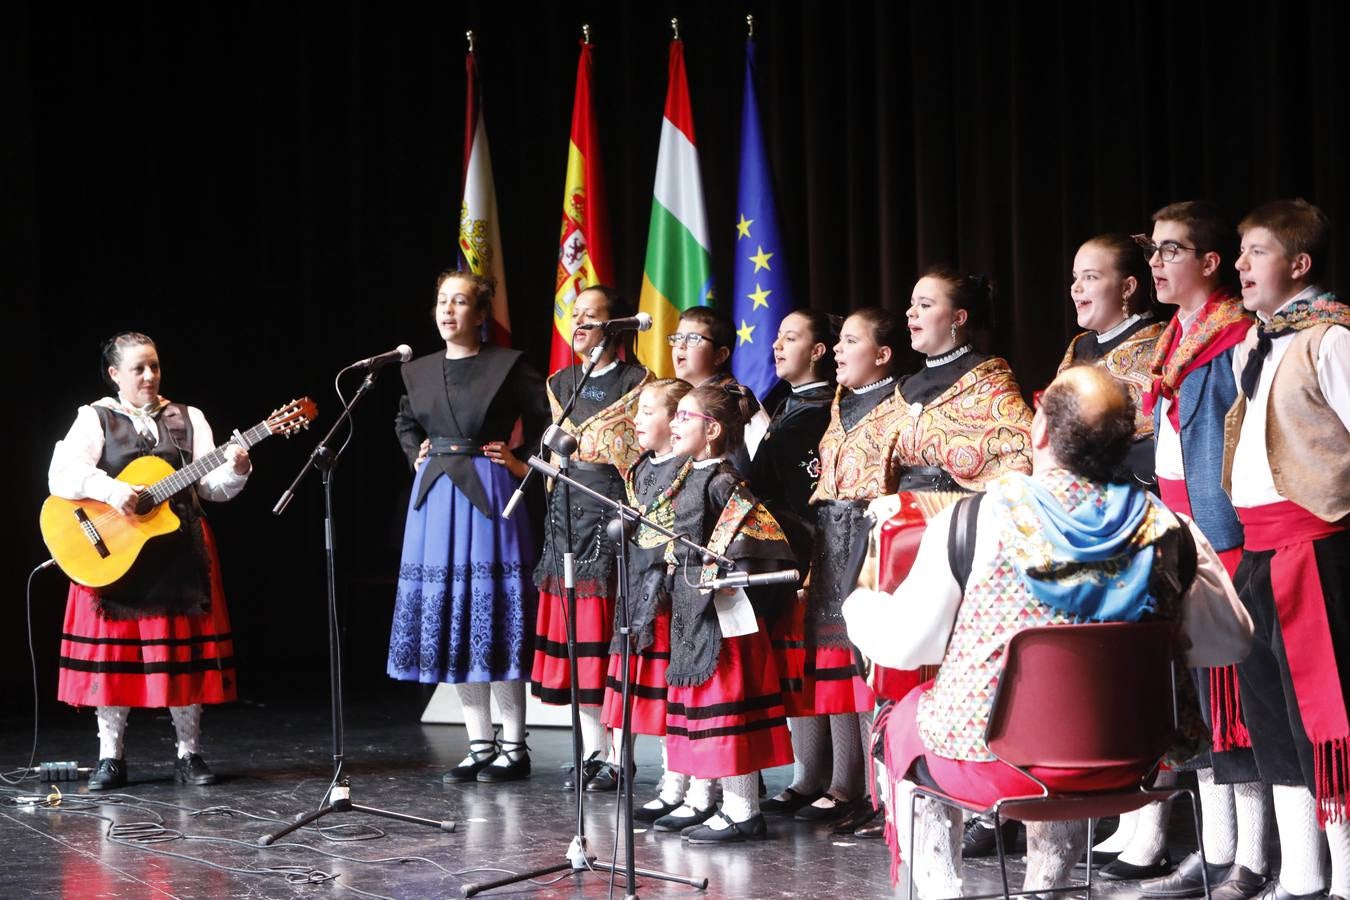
[551,38,613,374]
[635,39,714,378]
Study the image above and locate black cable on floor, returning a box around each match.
[0,560,56,786]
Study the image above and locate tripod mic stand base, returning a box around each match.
[566,835,593,871]
[258,780,455,846]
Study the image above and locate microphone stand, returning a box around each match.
[261,366,453,847]
[462,457,716,898]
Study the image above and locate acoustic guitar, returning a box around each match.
[40,397,318,587]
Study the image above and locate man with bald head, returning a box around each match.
[843,365,1253,898]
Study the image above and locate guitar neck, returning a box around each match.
[146,420,271,504]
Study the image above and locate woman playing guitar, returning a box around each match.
[46,331,251,791]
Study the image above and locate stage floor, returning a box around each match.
[0,692,1193,898]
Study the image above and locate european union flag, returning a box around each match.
[730,39,792,402]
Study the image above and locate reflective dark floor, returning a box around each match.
[0,693,1197,899]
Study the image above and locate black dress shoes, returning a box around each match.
[683,811,768,844]
[1099,854,1175,881]
[653,805,716,833]
[443,740,499,783]
[854,819,886,839]
[1138,851,1233,897]
[633,798,682,823]
[174,753,217,786]
[477,740,531,783]
[963,816,1021,858]
[562,751,604,791]
[88,758,127,791]
[793,795,862,823]
[1208,866,1270,900]
[760,787,821,815]
[831,804,881,835]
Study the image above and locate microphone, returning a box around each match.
[352,344,413,369]
[701,568,800,592]
[575,312,653,333]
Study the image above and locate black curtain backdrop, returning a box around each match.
[5,0,1346,710]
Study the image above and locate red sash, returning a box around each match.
[1240,501,1349,823]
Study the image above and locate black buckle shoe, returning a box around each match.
[633,798,682,823]
[88,757,127,791]
[761,786,822,815]
[174,753,217,786]
[443,740,499,783]
[478,738,531,783]
[653,804,716,833]
[683,811,768,844]
[793,794,862,823]
[562,751,604,791]
[1099,854,1175,882]
[963,815,1021,857]
[1138,851,1232,898]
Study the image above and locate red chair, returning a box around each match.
[905,621,1209,900]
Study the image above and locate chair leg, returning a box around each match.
[992,807,1013,900]
[1086,817,1094,896]
[1182,789,1212,900]
[908,788,918,900]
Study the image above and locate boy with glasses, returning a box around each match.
[667,306,769,459]
[1119,202,1271,900]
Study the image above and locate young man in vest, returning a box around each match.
[1222,198,1350,900]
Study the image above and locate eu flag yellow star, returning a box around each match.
[748,284,771,310]
[737,320,756,345]
[749,245,774,273]
[736,214,754,240]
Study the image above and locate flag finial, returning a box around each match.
[670,18,680,40]
[746,14,755,38]
[465,30,475,53]
[582,23,591,44]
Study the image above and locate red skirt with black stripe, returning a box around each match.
[601,608,671,734]
[57,523,237,709]
[530,590,614,707]
[770,594,810,717]
[665,626,793,778]
[801,645,875,715]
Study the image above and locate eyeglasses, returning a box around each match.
[666,332,713,347]
[672,409,716,424]
[1131,234,1200,263]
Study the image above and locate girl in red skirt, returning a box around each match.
[530,286,649,790]
[655,384,796,843]
[47,332,252,790]
[795,309,907,825]
[600,378,691,820]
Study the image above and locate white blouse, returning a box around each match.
[49,400,251,505]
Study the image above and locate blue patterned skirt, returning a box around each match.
[387,459,537,684]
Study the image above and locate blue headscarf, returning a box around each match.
[993,472,1172,622]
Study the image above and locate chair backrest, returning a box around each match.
[985,621,1176,769]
